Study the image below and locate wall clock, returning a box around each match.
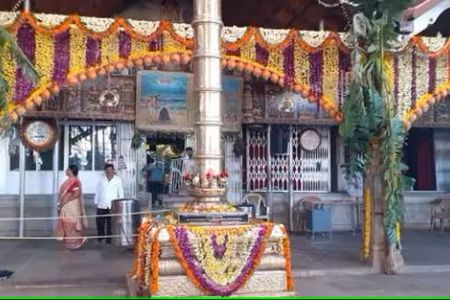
[299,128,321,152]
[20,119,59,152]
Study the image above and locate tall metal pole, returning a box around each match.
[19,139,26,238]
[52,139,59,230]
[288,125,294,232]
[192,0,223,189]
[23,0,30,12]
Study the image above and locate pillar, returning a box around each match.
[191,0,223,189]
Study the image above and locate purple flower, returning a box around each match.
[149,35,163,52]
[255,43,268,66]
[52,30,70,83]
[211,234,228,259]
[283,43,295,87]
[86,37,101,66]
[173,224,269,296]
[338,50,350,109]
[119,31,131,58]
[428,56,436,93]
[15,23,35,102]
[309,51,323,112]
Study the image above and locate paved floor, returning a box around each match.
[1,274,450,296]
[0,230,449,296]
[298,273,450,296]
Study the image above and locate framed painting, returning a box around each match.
[136,71,193,132]
[136,71,243,133]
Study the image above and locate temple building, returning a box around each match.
[0,0,449,240]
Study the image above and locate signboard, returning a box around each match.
[136,71,243,132]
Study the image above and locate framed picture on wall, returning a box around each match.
[136,71,243,133]
[136,71,194,133]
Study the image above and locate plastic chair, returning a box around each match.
[430,198,450,233]
[242,193,270,221]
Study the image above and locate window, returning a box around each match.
[69,125,93,171]
[9,123,116,172]
[94,125,117,170]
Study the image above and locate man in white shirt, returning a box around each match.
[94,163,124,245]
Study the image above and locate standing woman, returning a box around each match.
[56,165,88,250]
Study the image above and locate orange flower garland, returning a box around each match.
[280,225,295,291]
[362,185,372,260]
[149,227,162,295]
[4,11,450,128]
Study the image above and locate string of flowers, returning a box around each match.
[280,225,295,291]
[2,11,450,130]
[362,185,372,261]
[166,223,274,296]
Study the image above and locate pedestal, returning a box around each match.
[128,222,295,296]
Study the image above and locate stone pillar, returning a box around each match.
[191,0,223,190]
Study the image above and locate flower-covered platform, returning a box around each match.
[128,221,295,296]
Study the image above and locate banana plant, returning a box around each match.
[339,0,415,273]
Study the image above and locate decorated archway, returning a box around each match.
[0,11,354,124]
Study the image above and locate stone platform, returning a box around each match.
[129,222,295,296]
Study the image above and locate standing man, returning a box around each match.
[94,163,124,245]
[182,147,195,175]
[145,157,164,208]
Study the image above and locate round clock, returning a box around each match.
[20,119,58,152]
[300,129,321,152]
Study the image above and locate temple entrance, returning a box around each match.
[142,132,188,207]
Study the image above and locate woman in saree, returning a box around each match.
[56,165,88,250]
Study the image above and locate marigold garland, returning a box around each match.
[149,227,162,295]
[3,11,450,128]
[362,185,372,261]
[280,225,295,291]
[69,28,87,75]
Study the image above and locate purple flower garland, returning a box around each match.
[149,35,163,52]
[255,43,268,66]
[211,234,228,259]
[173,224,269,296]
[52,29,70,83]
[309,51,323,113]
[411,48,417,108]
[428,56,436,93]
[15,23,35,102]
[283,44,295,87]
[119,31,131,58]
[86,37,101,66]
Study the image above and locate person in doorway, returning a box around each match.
[145,157,164,207]
[94,163,124,245]
[55,165,88,250]
[182,147,195,175]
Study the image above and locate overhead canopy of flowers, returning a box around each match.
[0,11,450,126]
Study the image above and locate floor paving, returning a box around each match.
[0,229,449,296]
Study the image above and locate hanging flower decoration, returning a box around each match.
[1,11,450,127]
